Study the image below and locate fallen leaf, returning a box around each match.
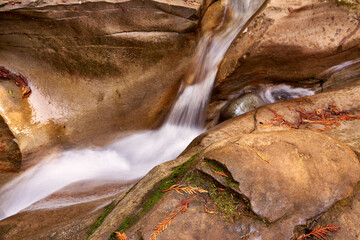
[8,89,14,98]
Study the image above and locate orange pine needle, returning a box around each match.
[263,104,360,131]
[214,171,229,177]
[162,184,207,195]
[115,232,128,240]
[302,119,336,125]
[297,224,341,240]
[208,164,228,177]
[150,205,186,240]
[151,196,196,240]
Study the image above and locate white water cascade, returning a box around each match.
[0,0,266,220]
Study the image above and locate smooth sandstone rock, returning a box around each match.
[203,130,360,222]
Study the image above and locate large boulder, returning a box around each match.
[203,130,359,223]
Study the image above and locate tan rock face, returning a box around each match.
[0,0,199,154]
[203,130,360,222]
[213,1,360,101]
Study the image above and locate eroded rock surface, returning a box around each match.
[0,0,200,153]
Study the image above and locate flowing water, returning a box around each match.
[259,84,315,103]
[221,84,315,120]
[0,0,266,220]
[321,57,360,91]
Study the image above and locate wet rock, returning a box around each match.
[204,100,227,129]
[321,58,360,91]
[0,194,114,240]
[200,0,226,35]
[220,93,265,120]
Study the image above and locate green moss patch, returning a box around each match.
[85,201,117,239]
[186,170,256,221]
[201,158,240,190]
[108,153,199,239]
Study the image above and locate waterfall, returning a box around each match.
[167,0,266,127]
[0,0,265,221]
